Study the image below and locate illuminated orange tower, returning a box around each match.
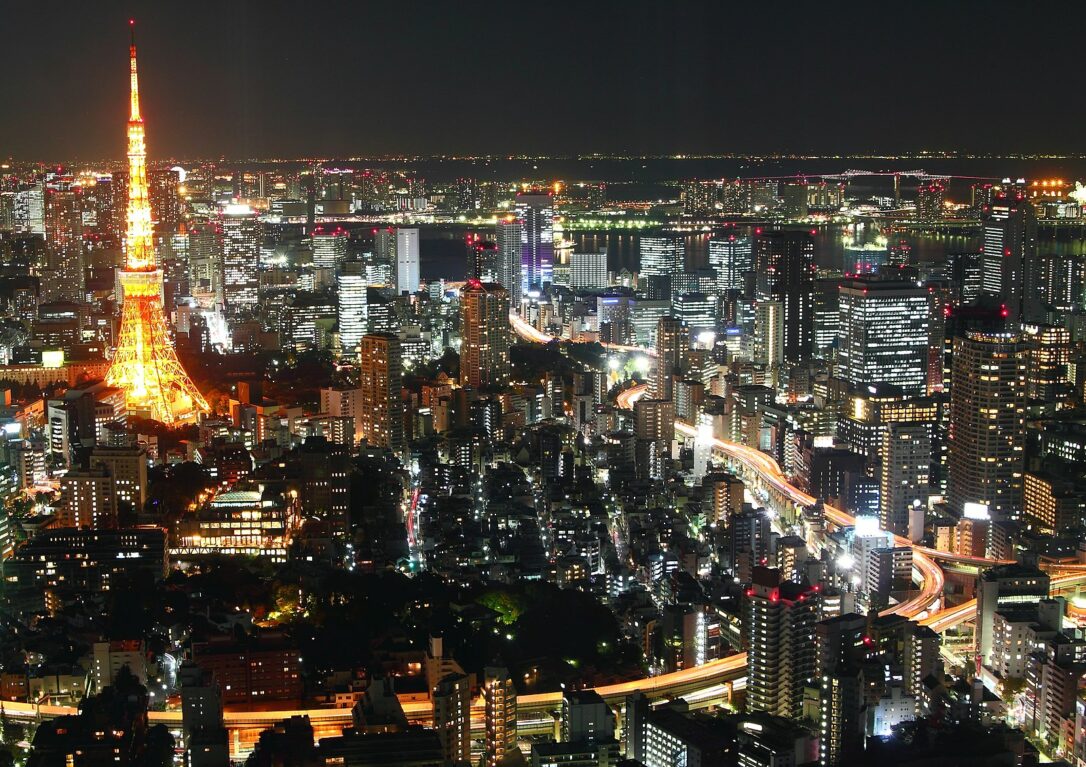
[106,21,209,423]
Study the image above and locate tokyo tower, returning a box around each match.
[106,21,209,423]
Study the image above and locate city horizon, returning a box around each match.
[6,4,1086,767]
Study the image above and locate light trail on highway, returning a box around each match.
[21,312,1058,756]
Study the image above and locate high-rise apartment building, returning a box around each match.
[916,182,945,223]
[460,281,511,388]
[837,278,930,395]
[483,667,517,767]
[1023,323,1070,404]
[359,333,404,451]
[976,563,1049,669]
[433,672,471,765]
[745,566,820,720]
[494,217,523,304]
[948,332,1027,520]
[879,423,930,541]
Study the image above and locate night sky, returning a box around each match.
[2,0,1084,161]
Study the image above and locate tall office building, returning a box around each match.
[836,278,930,395]
[673,292,716,335]
[980,196,1038,322]
[639,235,685,279]
[432,673,471,765]
[745,566,820,720]
[494,217,523,304]
[460,281,511,388]
[948,332,1027,520]
[221,204,260,311]
[359,333,403,451]
[708,234,753,293]
[395,227,420,295]
[337,259,369,357]
[483,667,517,767]
[570,251,609,290]
[879,422,930,541]
[754,230,815,363]
[311,227,349,269]
[515,192,554,293]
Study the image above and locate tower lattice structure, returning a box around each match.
[106,22,209,423]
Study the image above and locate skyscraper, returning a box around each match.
[337,260,368,357]
[653,315,685,400]
[221,204,260,311]
[494,217,522,304]
[673,292,716,335]
[915,181,945,223]
[106,22,208,423]
[879,422,930,541]
[311,227,349,269]
[948,332,1027,520]
[754,230,815,363]
[754,300,784,367]
[708,234,752,294]
[639,235,685,279]
[980,196,1038,322]
[515,191,554,294]
[44,181,85,301]
[460,280,511,388]
[395,227,420,295]
[359,333,404,451]
[836,278,930,395]
[466,235,498,282]
[813,276,841,356]
[745,566,820,720]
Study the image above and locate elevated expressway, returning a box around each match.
[5,318,1072,757]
